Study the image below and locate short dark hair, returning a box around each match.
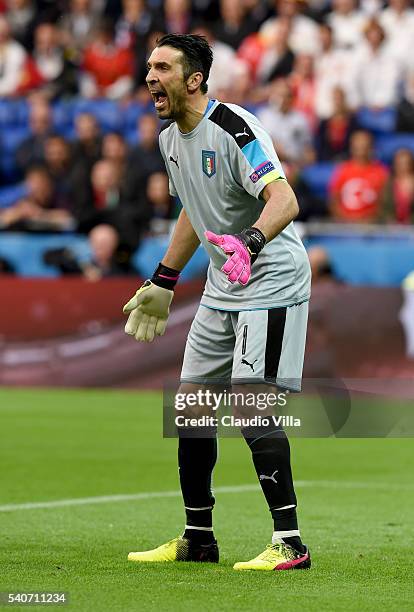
[96,16,116,39]
[156,33,213,94]
[25,164,51,179]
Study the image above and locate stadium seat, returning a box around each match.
[0,158,21,184]
[14,99,30,125]
[123,101,152,130]
[0,100,20,126]
[58,125,77,141]
[72,99,123,133]
[375,133,414,164]
[52,100,75,130]
[124,127,139,146]
[0,99,29,126]
[0,126,30,182]
[356,107,396,134]
[1,126,30,154]
[0,183,27,208]
[300,162,336,200]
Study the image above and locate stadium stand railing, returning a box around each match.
[1,225,413,286]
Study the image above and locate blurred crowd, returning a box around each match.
[0,0,414,277]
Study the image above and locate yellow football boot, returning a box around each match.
[234,542,310,571]
[128,536,219,563]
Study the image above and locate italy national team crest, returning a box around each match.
[202,150,216,178]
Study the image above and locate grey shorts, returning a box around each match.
[180,302,309,392]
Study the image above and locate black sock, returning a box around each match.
[271,506,305,553]
[178,428,217,544]
[280,536,305,553]
[242,427,304,553]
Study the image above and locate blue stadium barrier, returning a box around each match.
[0,233,208,279]
[300,162,336,199]
[305,235,414,286]
[0,183,27,208]
[0,233,91,277]
[375,133,414,164]
[0,231,413,285]
[132,235,208,280]
[356,107,396,134]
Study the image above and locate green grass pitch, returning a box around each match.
[0,388,413,611]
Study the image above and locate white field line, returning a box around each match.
[0,480,413,513]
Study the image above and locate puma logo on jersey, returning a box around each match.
[169,155,179,168]
[241,358,258,372]
[235,128,249,139]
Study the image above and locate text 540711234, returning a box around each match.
[0,593,68,606]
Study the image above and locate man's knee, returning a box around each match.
[231,383,279,419]
[176,382,218,420]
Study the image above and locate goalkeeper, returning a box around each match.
[124,34,311,571]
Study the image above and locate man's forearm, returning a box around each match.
[162,208,200,270]
[253,180,299,243]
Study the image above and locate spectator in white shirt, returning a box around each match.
[0,15,27,96]
[256,16,295,84]
[32,23,64,83]
[379,0,414,63]
[6,0,36,50]
[257,78,313,165]
[59,0,101,52]
[350,18,403,109]
[31,22,78,98]
[327,0,366,50]
[260,0,320,56]
[314,23,354,118]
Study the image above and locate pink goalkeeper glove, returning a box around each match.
[205,227,266,286]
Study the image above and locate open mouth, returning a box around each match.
[150,90,168,110]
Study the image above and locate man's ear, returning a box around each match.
[187,72,203,93]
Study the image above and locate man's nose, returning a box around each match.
[146,69,157,85]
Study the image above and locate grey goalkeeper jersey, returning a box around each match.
[158,99,311,310]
